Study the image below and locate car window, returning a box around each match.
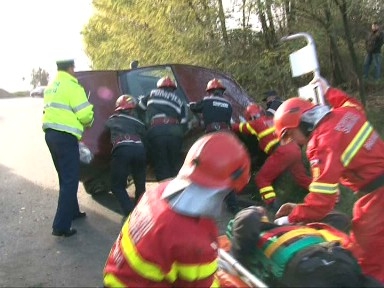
[118,66,187,103]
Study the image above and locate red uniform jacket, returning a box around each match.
[104,181,219,287]
[256,141,311,203]
[232,115,279,155]
[289,88,384,223]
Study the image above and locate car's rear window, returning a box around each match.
[119,66,187,103]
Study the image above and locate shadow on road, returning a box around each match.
[91,191,122,215]
[0,164,120,287]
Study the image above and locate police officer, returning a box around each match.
[43,59,94,237]
[105,95,146,219]
[138,76,187,181]
[189,78,240,214]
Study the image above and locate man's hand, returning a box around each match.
[275,202,297,219]
[310,76,330,95]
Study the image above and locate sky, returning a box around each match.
[0,0,94,92]
[0,0,251,93]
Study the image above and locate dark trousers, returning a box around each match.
[45,129,80,231]
[147,126,183,181]
[110,144,146,216]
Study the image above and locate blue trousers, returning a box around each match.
[110,144,146,216]
[45,129,80,231]
[147,125,183,181]
[363,53,382,80]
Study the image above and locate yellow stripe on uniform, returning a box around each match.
[264,228,322,258]
[258,126,275,138]
[309,182,339,194]
[120,221,217,283]
[260,186,274,193]
[176,260,218,282]
[210,276,220,288]
[264,139,279,154]
[104,273,127,288]
[341,122,373,167]
[245,122,258,136]
[259,186,276,200]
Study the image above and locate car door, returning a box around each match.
[76,70,122,161]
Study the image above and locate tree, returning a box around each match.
[82,0,384,101]
[30,68,49,88]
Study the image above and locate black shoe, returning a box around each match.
[73,211,86,220]
[52,228,77,237]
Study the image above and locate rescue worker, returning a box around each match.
[105,95,146,218]
[262,90,282,116]
[189,78,239,214]
[189,78,232,133]
[221,206,382,287]
[273,76,384,283]
[103,132,251,287]
[138,76,187,181]
[43,59,94,237]
[232,102,311,211]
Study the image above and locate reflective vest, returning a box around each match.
[104,181,220,287]
[42,71,94,140]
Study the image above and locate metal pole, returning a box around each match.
[218,248,269,288]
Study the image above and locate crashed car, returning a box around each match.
[76,64,253,195]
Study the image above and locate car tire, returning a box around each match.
[83,176,110,195]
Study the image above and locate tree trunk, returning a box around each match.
[217,0,229,47]
[324,5,345,85]
[335,0,366,106]
[256,0,271,48]
[266,0,277,45]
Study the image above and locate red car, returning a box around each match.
[76,64,253,195]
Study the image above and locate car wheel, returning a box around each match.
[82,175,111,195]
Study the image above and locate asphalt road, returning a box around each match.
[0,97,247,287]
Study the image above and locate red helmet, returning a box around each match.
[273,97,314,139]
[245,103,265,121]
[157,76,177,89]
[115,94,137,111]
[178,132,251,192]
[206,78,225,92]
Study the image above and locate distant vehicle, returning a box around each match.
[76,64,253,195]
[30,86,46,97]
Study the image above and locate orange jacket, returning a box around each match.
[232,115,279,155]
[289,88,384,223]
[104,181,220,287]
[256,141,311,203]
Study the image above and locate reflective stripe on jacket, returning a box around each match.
[232,115,279,155]
[42,71,94,140]
[289,88,384,223]
[103,181,219,287]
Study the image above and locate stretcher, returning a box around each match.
[217,235,269,288]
